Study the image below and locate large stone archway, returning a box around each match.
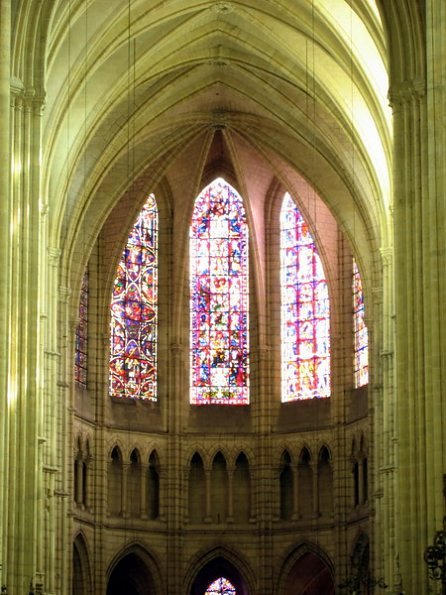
[106,545,161,595]
[283,551,334,595]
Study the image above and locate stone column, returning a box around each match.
[0,2,10,588]
[373,247,396,590]
[166,344,184,593]
[390,40,445,585]
[6,82,46,593]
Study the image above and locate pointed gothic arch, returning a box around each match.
[72,533,92,595]
[190,177,249,405]
[109,193,158,400]
[106,543,162,595]
[278,542,335,595]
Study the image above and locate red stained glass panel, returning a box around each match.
[280,193,330,401]
[109,195,158,399]
[190,178,249,405]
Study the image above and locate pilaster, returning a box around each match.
[390,68,444,590]
[0,0,10,589]
[5,78,46,593]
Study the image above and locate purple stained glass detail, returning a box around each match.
[109,194,158,399]
[353,259,369,387]
[205,577,237,595]
[280,193,330,401]
[75,270,88,386]
[190,178,249,405]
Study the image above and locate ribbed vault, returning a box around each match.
[9,0,393,298]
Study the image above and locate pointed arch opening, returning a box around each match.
[280,193,330,402]
[148,450,160,520]
[75,269,89,387]
[353,259,369,387]
[190,178,249,405]
[189,554,250,595]
[73,534,92,595]
[106,547,159,595]
[280,450,294,520]
[205,577,237,594]
[282,550,334,595]
[109,194,158,400]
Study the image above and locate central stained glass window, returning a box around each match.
[190,178,249,405]
[109,194,158,400]
[205,577,237,595]
[280,193,330,401]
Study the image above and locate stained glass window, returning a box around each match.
[353,259,368,387]
[205,577,237,595]
[109,194,158,399]
[75,270,88,387]
[190,178,249,405]
[280,193,330,401]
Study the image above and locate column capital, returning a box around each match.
[388,78,426,110]
[48,247,61,264]
[169,343,183,356]
[380,247,393,267]
[58,286,72,304]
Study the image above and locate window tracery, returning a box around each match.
[280,193,330,401]
[353,259,368,387]
[205,577,237,595]
[109,194,158,399]
[190,178,249,404]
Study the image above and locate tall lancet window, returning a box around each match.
[75,270,89,387]
[353,259,368,387]
[109,194,158,400]
[280,193,330,401]
[190,178,249,405]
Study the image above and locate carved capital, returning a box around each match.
[388,78,426,110]
[48,247,61,265]
[58,285,72,303]
[380,247,393,267]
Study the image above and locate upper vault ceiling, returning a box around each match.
[28,0,391,251]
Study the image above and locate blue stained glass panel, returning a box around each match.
[353,259,369,387]
[205,577,237,595]
[190,178,249,404]
[109,194,158,399]
[280,193,330,401]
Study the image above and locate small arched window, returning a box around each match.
[109,194,158,399]
[75,270,89,387]
[205,577,237,594]
[190,178,249,405]
[353,259,368,387]
[280,193,330,401]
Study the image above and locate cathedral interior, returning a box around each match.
[1,1,446,594]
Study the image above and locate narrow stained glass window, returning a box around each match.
[190,178,249,405]
[280,193,330,401]
[75,270,88,387]
[109,194,158,399]
[353,259,368,387]
[205,577,237,595]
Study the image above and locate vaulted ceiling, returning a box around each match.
[14,0,392,279]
